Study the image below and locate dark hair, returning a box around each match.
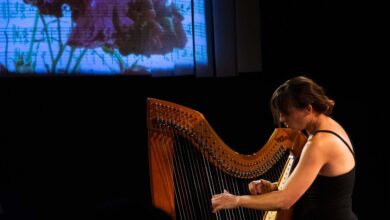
[270,76,335,127]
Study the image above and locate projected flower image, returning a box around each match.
[24,0,187,56]
[15,0,188,74]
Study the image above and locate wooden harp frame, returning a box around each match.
[147,98,307,220]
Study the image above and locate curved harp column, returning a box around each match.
[147,98,307,220]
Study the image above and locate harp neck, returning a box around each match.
[147,98,307,179]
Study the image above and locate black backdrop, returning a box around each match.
[1,74,386,220]
[1,0,387,219]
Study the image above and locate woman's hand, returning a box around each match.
[211,190,239,213]
[248,179,276,195]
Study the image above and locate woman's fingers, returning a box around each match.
[256,180,264,193]
[249,179,276,194]
[211,193,224,213]
[211,190,238,213]
[249,180,258,194]
[249,180,264,194]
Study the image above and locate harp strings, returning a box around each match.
[173,124,205,219]
[177,122,220,219]
[153,103,289,220]
[154,115,178,217]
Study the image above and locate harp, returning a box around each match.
[147,98,307,220]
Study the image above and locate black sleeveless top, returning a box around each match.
[292,130,358,220]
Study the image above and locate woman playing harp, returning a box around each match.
[211,76,358,220]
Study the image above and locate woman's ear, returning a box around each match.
[304,104,313,114]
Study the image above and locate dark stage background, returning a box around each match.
[1,0,386,220]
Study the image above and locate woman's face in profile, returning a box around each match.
[279,107,308,130]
